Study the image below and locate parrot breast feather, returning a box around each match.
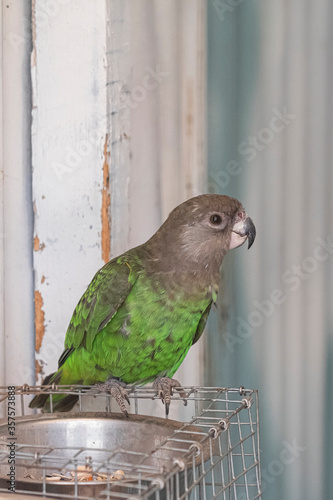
[64,258,137,353]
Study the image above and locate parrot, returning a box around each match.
[29,194,256,415]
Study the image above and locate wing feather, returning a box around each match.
[64,257,138,353]
[192,301,212,345]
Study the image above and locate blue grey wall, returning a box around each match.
[206,1,333,499]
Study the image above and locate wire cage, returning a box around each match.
[0,385,262,500]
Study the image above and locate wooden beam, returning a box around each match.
[32,0,109,383]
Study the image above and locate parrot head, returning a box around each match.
[148,194,256,275]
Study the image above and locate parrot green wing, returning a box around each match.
[192,301,212,345]
[64,257,138,353]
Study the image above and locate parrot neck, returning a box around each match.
[142,236,226,293]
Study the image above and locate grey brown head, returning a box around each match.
[147,194,256,275]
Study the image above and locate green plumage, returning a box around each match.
[59,250,211,387]
[30,194,255,412]
[30,246,212,411]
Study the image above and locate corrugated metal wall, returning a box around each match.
[206,1,333,499]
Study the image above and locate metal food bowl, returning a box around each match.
[0,412,211,499]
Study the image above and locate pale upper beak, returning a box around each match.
[229,216,256,250]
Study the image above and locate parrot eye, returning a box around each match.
[210,214,223,225]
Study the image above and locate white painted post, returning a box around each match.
[31,0,109,383]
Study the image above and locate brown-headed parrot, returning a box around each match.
[30,194,256,415]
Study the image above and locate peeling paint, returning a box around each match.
[34,235,39,251]
[34,235,45,252]
[41,275,45,284]
[101,134,111,263]
[34,290,45,353]
[35,359,43,380]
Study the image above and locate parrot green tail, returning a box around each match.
[29,369,79,412]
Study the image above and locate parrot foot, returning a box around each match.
[94,378,130,417]
[153,377,187,416]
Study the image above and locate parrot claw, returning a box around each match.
[153,377,187,416]
[94,379,130,417]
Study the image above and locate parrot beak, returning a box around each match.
[244,216,256,249]
[230,216,256,250]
